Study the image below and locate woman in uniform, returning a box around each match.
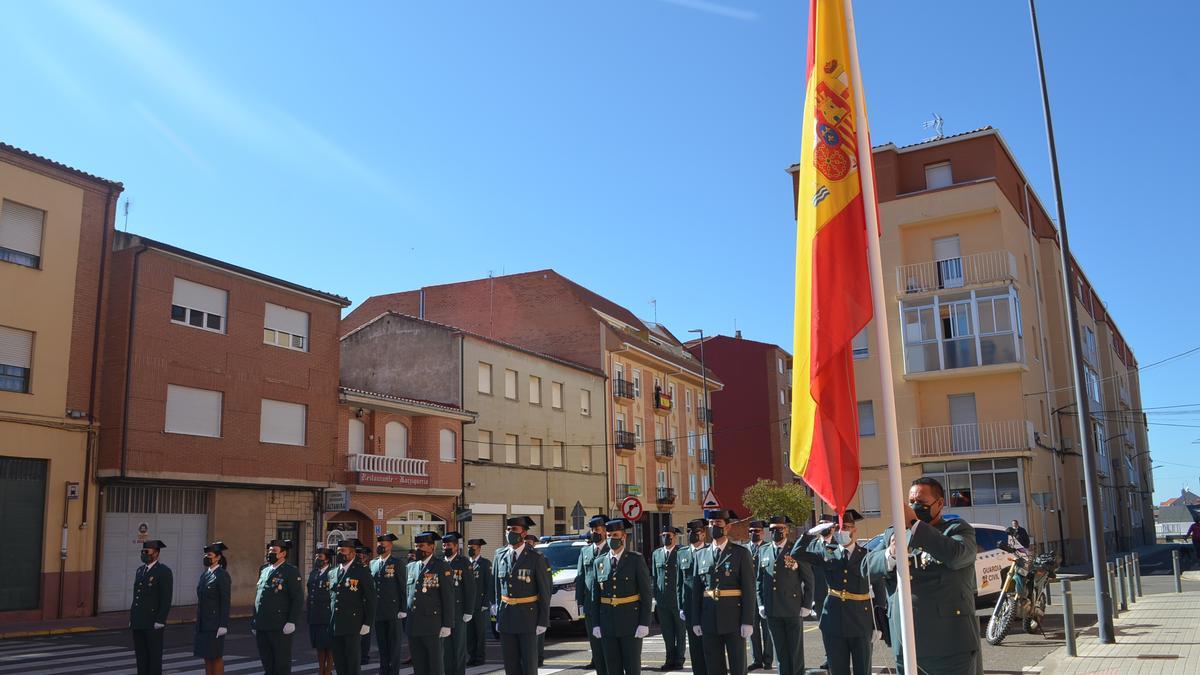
[194,541,231,675]
[307,547,335,675]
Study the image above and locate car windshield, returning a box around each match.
[538,545,582,572]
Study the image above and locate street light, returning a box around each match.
[687,329,714,491]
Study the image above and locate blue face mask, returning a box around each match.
[834,531,852,546]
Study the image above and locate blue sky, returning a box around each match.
[4,1,1198,505]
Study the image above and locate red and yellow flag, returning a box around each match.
[790,0,874,515]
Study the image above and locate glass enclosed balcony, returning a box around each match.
[901,286,1023,376]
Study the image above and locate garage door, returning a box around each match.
[99,487,209,612]
[467,515,505,559]
[0,457,46,611]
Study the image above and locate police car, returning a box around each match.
[535,537,589,625]
[863,518,1011,603]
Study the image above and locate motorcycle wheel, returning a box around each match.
[985,594,1015,645]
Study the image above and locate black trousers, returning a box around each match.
[894,648,980,675]
[750,613,773,666]
[685,625,707,675]
[443,618,468,675]
[821,631,871,675]
[701,631,746,675]
[467,611,488,664]
[601,635,643,675]
[255,629,293,675]
[585,613,608,672]
[767,617,803,675]
[499,631,538,675]
[360,631,371,663]
[131,628,164,675]
[330,633,362,675]
[409,634,443,675]
[659,606,686,665]
[375,619,402,675]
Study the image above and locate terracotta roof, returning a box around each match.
[0,140,123,188]
[339,387,476,417]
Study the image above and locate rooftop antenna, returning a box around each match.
[122,197,132,231]
[650,299,657,324]
[921,113,945,142]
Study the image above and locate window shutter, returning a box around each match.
[0,201,45,257]
[0,326,34,369]
[260,399,306,446]
[440,429,456,461]
[348,419,365,454]
[861,481,881,516]
[164,385,222,437]
[172,278,228,317]
[264,303,309,338]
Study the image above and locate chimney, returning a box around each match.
[735,330,742,339]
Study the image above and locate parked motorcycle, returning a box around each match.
[984,542,1059,645]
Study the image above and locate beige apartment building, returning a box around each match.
[792,127,1154,562]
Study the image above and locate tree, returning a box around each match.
[742,479,814,525]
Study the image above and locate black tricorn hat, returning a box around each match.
[705,508,738,522]
[467,538,487,546]
[140,540,166,550]
[204,541,228,553]
[686,518,707,530]
[820,513,839,523]
[605,518,633,532]
[336,538,362,550]
[377,533,398,543]
[661,525,682,534]
[769,515,794,526]
[414,531,440,545]
[841,509,865,523]
[748,520,767,529]
[506,516,536,529]
[442,532,463,543]
[267,539,292,550]
[588,515,608,528]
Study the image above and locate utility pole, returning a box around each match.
[688,329,714,488]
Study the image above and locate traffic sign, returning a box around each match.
[701,488,721,509]
[570,501,587,531]
[456,508,473,522]
[620,496,644,522]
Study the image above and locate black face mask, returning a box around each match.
[910,501,936,524]
[750,532,762,544]
[468,548,479,558]
[414,548,429,561]
[688,531,701,545]
[708,525,725,541]
[506,531,522,546]
[376,545,387,555]
[771,529,786,543]
[140,552,153,564]
[443,547,454,558]
[265,551,279,565]
[661,535,673,547]
[314,558,325,568]
[589,531,604,544]
[336,552,351,564]
[202,556,213,567]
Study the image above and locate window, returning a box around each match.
[975,528,1008,552]
[530,438,542,466]
[478,362,493,394]
[0,325,34,393]
[778,357,785,374]
[922,459,1022,509]
[852,328,869,359]
[552,442,564,468]
[1083,326,1099,366]
[263,303,309,351]
[668,384,676,406]
[699,433,708,452]
[686,389,692,413]
[632,370,642,398]
[164,384,222,437]
[857,401,875,437]
[504,369,518,400]
[580,445,591,472]
[504,434,518,464]
[170,278,227,333]
[657,468,667,488]
[780,389,786,406]
[925,161,953,190]
[701,473,710,492]
[529,375,541,405]
[0,200,44,268]
[348,419,365,454]
[440,429,456,462]
[1085,368,1102,406]
[860,481,881,517]
[260,399,306,446]
[687,432,696,456]
[385,421,407,457]
[615,413,626,432]
[551,381,563,409]
[478,429,493,461]
[689,474,697,501]
[635,420,644,444]
[580,389,591,416]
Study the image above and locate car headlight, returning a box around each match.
[555,583,575,593]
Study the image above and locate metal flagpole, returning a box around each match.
[842,1,918,672]
[1027,0,1115,642]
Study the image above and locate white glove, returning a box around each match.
[153,622,165,629]
[739,624,753,639]
[399,612,406,619]
[359,624,371,636]
[800,607,814,618]
[463,614,473,623]
[490,604,499,616]
[692,625,702,636]
[634,625,649,639]
[439,626,451,638]
[593,626,602,639]
[808,522,835,535]
[536,625,547,635]
[759,606,767,620]
[216,627,228,637]
[282,622,295,635]
[251,629,256,636]
[679,609,686,622]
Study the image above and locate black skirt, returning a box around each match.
[192,628,225,659]
[309,622,332,650]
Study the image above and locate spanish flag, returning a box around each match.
[789,0,874,514]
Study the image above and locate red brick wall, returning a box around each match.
[335,405,463,498]
[66,187,118,415]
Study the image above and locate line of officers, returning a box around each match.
[125,514,553,675]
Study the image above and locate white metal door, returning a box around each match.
[934,236,963,288]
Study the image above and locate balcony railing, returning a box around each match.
[897,251,1017,295]
[655,439,676,459]
[654,390,673,413]
[910,420,1034,458]
[348,453,429,476]
[616,483,641,500]
[656,487,677,504]
[614,430,637,450]
[613,378,636,400]
[699,448,712,465]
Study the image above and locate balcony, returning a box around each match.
[655,439,676,460]
[910,420,1034,459]
[616,483,641,500]
[696,406,712,424]
[348,453,430,488]
[896,251,1017,295]
[901,287,1024,378]
[699,448,712,465]
[614,430,638,457]
[613,378,636,400]
[653,389,673,415]
[656,487,677,506]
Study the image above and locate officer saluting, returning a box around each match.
[194,542,231,675]
[466,539,493,666]
[328,538,377,675]
[755,516,815,675]
[442,532,476,675]
[494,516,551,675]
[745,520,774,672]
[575,515,609,672]
[690,509,755,675]
[371,533,406,675]
[651,525,686,672]
[593,518,652,675]
[252,539,303,675]
[405,531,454,674]
[677,519,709,675]
[130,539,172,675]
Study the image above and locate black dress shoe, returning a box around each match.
[748,663,763,672]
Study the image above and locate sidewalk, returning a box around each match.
[1032,579,1200,674]
[0,605,254,639]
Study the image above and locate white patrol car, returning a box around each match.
[534,537,589,625]
[863,518,1011,603]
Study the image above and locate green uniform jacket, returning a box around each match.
[575,542,608,621]
[691,542,756,635]
[676,544,708,626]
[252,562,303,630]
[794,536,878,638]
[494,545,551,634]
[306,566,333,626]
[196,566,231,632]
[328,560,377,636]
[593,550,653,637]
[755,539,815,618]
[405,555,454,636]
[445,553,477,622]
[370,555,406,621]
[469,556,494,614]
[864,519,978,658]
[130,562,173,629]
[651,546,682,613]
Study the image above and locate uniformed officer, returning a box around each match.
[130,540,172,675]
[194,542,231,675]
[744,520,774,672]
[522,533,548,667]
[796,510,880,675]
[493,515,551,675]
[575,515,609,672]
[307,548,335,675]
[651,525,686,671]
[355,544,374,666]
[865,477,981,675]
[405,531,454,675]
[756,516,815,675]
[466,539,494,666]
[677,518,709,675]
[690,509,755,675]
[252,539,303,675]
[370,533,406,675]
[442,532,476,675]
[328,539,377,675]
[593,518,653,675]
[810,513,837,615]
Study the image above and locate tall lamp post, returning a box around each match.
[688,329,714,489]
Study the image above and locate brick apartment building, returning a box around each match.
[95,231,350,609]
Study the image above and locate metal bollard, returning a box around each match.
[1174,550,1183,593]
[1125,555,1136,605]
[1117,558,1128,611]
[1062,578,1077,657]
[1108,562,1119,619]
[1133,552,1143,597]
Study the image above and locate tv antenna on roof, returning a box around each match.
[650,299,657,323]
[922,113,945,142]
[122,197,132,231]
